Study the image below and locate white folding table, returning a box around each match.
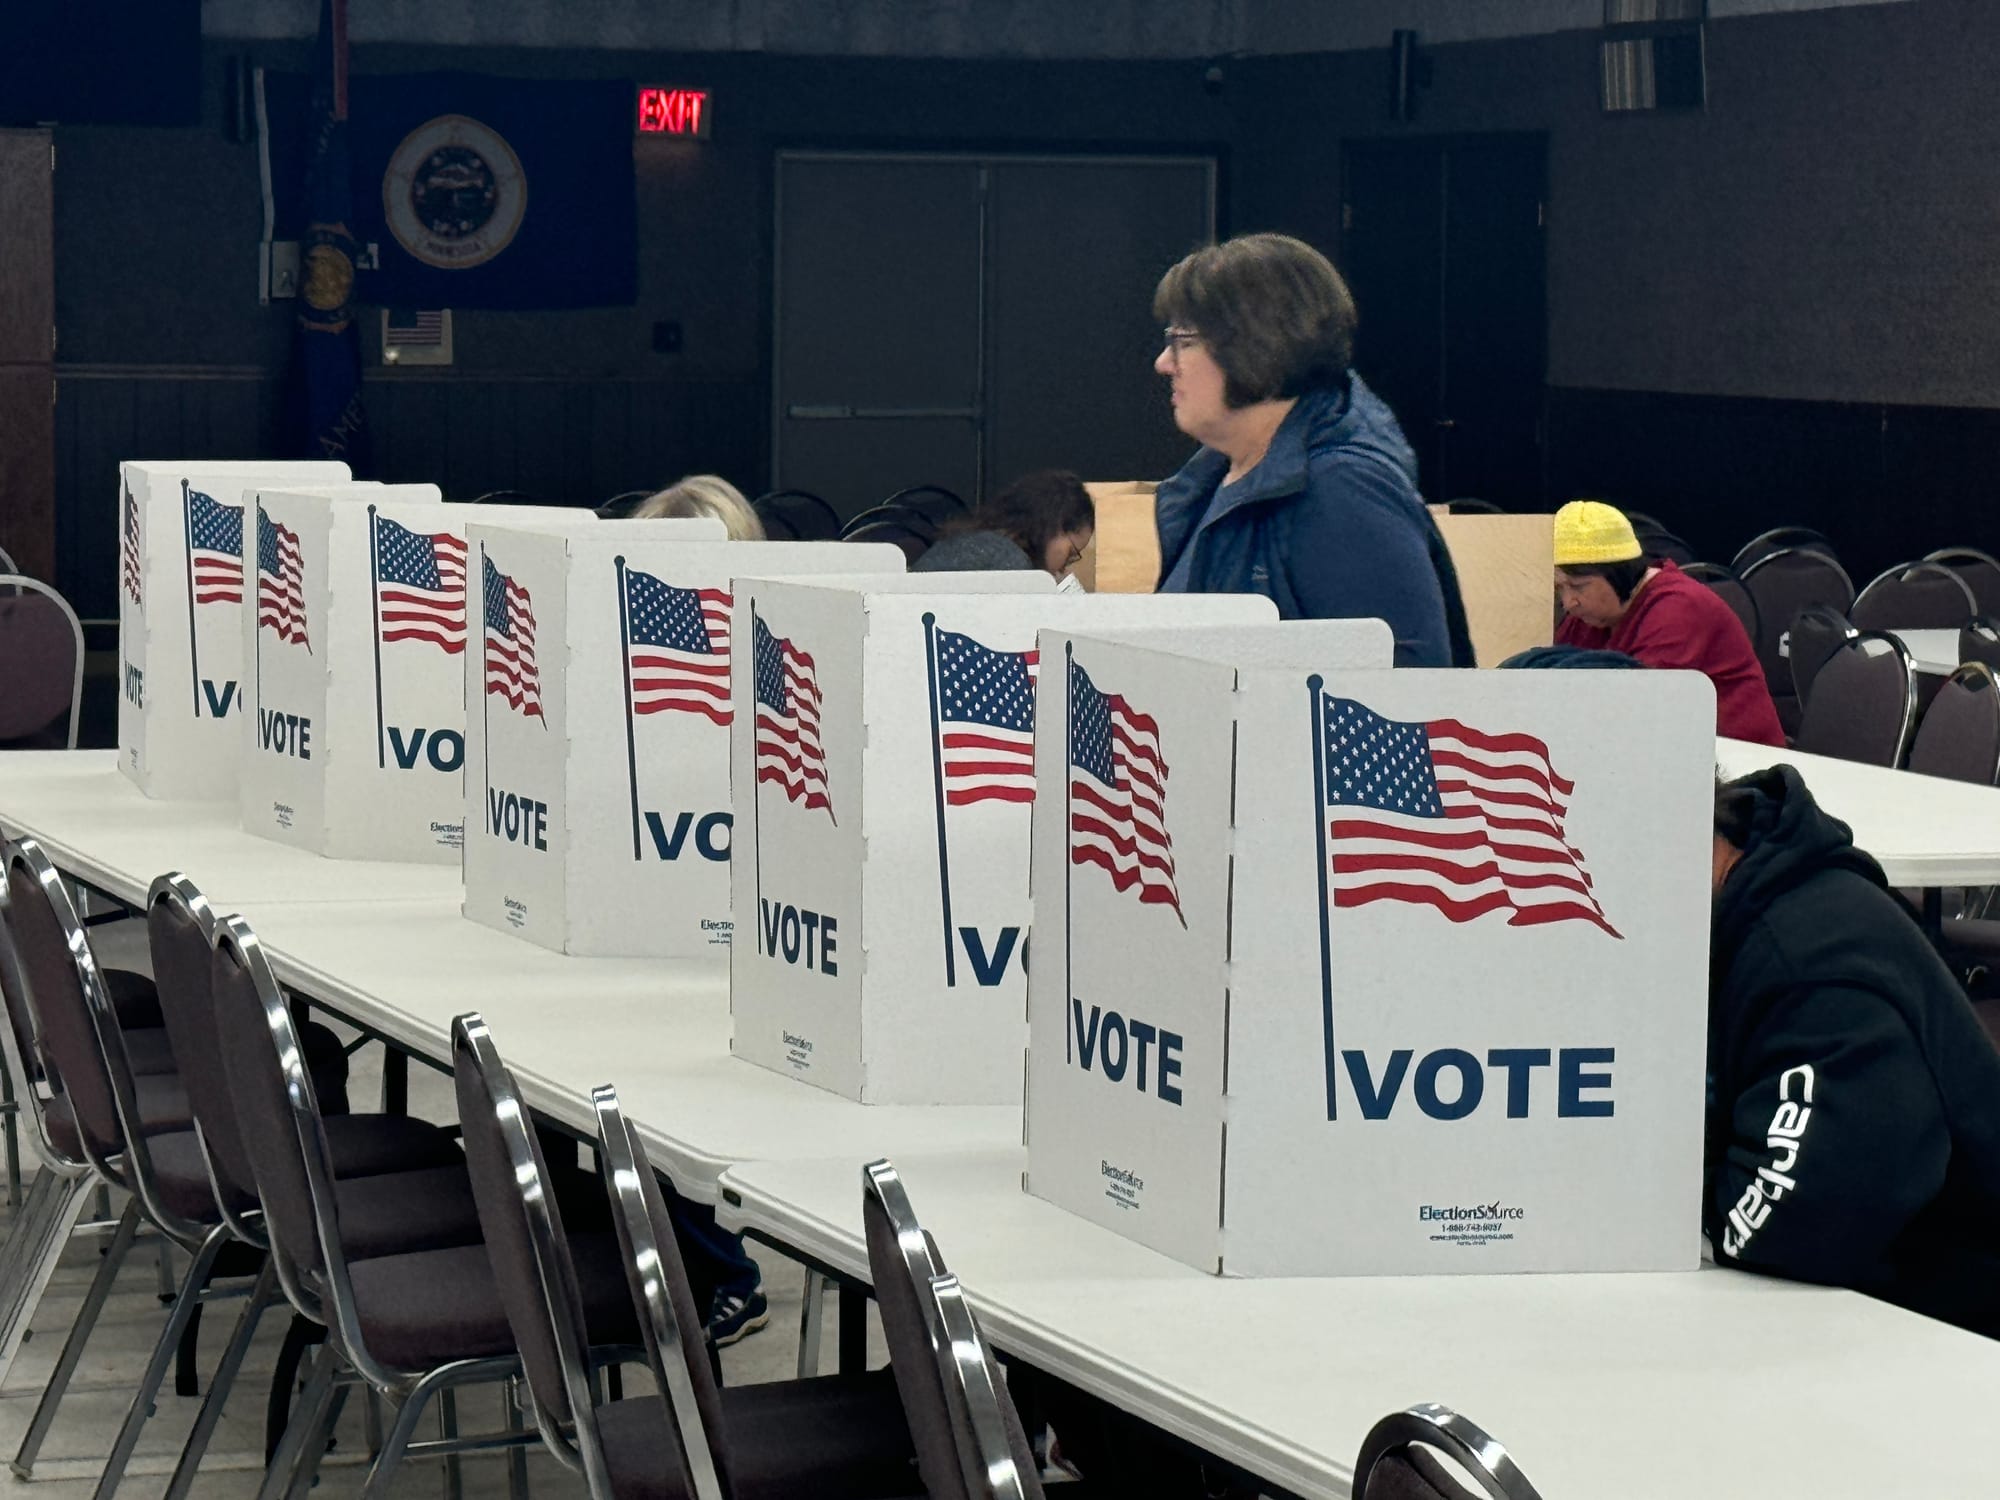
[1890,628,1963,678]
[718,1148,2000,1500]
[0,751,457,907]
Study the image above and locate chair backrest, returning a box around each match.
[0,863,81,1170]
[1961,617,2000,674]
[1352,1404,1542,1500]
[751,490,841,542]
[595,490,654,519]
[210,914,356,1345]
[1794,631,1918,767]
[862,1159,1039,1500]
[470,490,551,506]
[1851,560,1978,632]
[842,504,940,543]
[883,485,969,524]
[147,874,263,1243]
[0,577,84,747]
[591,1086,727,1500]
[1785,603,1855,709]
[1732,525,1834,575]
[1741,547,1856,695]
[1445,498,1503,515]
[1906,664,2000,786]
[0,544,15,573]
[452,1014,614,1492]
[1925,547,2000,616]
[843,519,934,564]
[1633,525,1698,567]
[1682,562,1759,643]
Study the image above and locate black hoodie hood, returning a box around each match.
[1712,764,1889,975]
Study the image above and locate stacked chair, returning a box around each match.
[0,577,86,750]
[753,489,842,541]
[1740,544,1855,735]
[1350,1404,1543,1499]
[1851,561,1979,632]
[1925,547,2000,617]
[1793,633,1919,768]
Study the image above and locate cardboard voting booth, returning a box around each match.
[235,494,584,861]
[1075,482,1162,594]
[1024,628,1713,1277]
[460,525,908,956]
[728,579,1281,1107]
[117,461,351,800]
[1432,512,1557,667]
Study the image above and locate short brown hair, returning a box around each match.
[1153,233,1358,409]
[946,469,1094,560]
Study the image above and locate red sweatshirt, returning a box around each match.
[1557,561,1786,746]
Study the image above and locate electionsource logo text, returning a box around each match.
[1418,1201,1525,1222]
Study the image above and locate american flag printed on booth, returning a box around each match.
[623,568,732,725]
[187,490,245,605]
[1068,661,1183,921]
[753,615,831,819]
[255,507,309,647]
[482,555,542,719]
[933,628,1039,806]
[375,516,469,654]
[121,485,144,605]
[1317,694,1621,937]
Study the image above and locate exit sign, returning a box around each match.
[637,88,711,138]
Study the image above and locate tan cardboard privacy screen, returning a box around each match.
[1086,485,1553,666]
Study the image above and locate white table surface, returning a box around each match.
[0,752,458,907]
[718,1149,2000,1500]
[1714,736,2000,886]
[234,900,1020,1202]
[1891,628,1963,677]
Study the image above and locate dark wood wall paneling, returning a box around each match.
[0,129,55,580]
[54,371,760,620]
[1545,388,2000,586]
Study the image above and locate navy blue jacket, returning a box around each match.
[1153,375,1473,667]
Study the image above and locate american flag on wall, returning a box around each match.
[753,614,831,819]
[482,555,542,719]
[255,507,309,647]
[932,628,1038,806]
[187,490,245,605]
[1317,695,1620,938]
[121,484,144,604]
[374,515,468,654]
[1068,660,1182,922]
[623,568,731,725]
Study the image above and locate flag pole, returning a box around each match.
[368,506,385,768]
[479,544,492,816]
[921,613,958,988]
[615,557,643,861]
[182,482,202,718]
[1307,674,1338,1122]
[750,598,765,954]
[253,505,265,727]
[1064,642,1074,1064]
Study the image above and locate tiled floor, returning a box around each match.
[0,1011,868,1498]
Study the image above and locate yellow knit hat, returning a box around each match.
[1552,500,1643,567]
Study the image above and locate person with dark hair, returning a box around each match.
[1708,767,2000,1337]
[1149,232,1473,667]
[1554,500,1784,745]
[913,469,1095,577]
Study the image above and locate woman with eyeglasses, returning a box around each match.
[1150,232,1473,666]
[912,468,1096,578]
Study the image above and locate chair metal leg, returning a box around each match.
[0,1167,94,1386]
[265,1314,321,1462]
[438,1386,463,1500]
[90,1224,230,1500]
[155,1235,176,1303]
[0,1064,20,1208]
[257,1345,340,1500]
[284,1382,349,1500]
[174,1297,205,1397]
[162,1260,276,1500]
[502,1377,530,1500]
[360,1381,438,1500]
[796,1269,826,1378]
[10,1194,138,1478]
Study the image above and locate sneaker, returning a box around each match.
[706,1284,770,1347]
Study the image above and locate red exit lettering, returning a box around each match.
[637,88,711,138]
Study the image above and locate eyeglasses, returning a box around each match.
[1161,327,1202,363]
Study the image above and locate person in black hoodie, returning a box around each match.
[1709,766,2000,1337]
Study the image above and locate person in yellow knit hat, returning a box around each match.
[1554,500,1785,745]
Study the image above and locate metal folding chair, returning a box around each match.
[1351,1403,1542,1500]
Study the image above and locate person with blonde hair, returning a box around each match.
[635,474,765,540]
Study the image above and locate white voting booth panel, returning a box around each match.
[728,579,1279,1107]
[116,461,351,801]
[461,530,906,956]
[1025,628,1714,1278]
[236,495,580,862]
